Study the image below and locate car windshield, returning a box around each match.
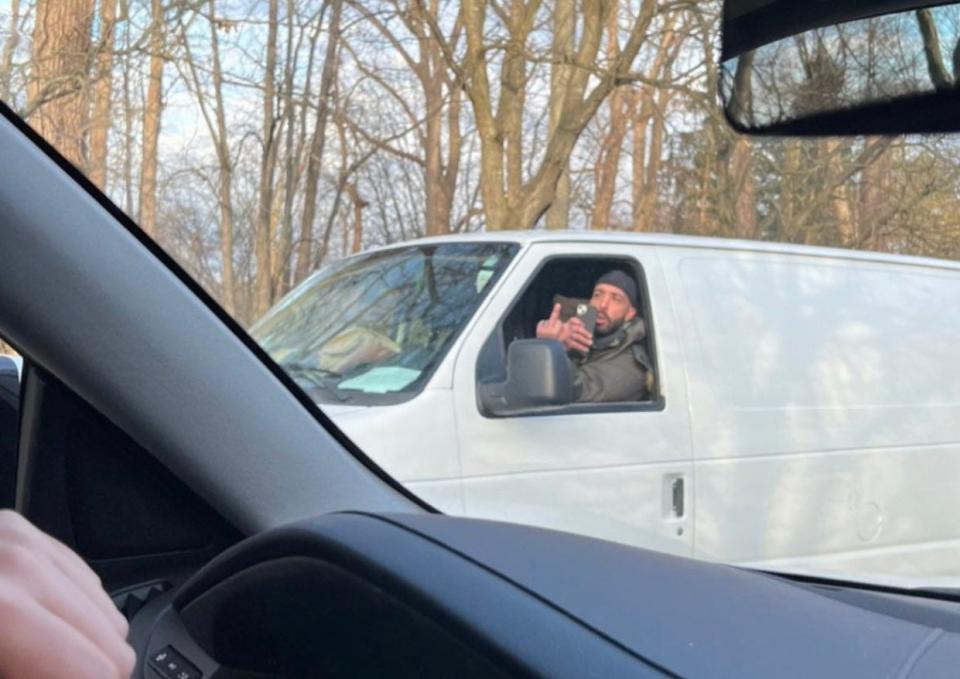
[6,0,960,591]
[250,243,516,404]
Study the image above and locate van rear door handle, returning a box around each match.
[671,477,685,518]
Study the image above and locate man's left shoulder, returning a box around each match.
[624,318,647,343]
[625,320,651,371]
[631,343,652,371]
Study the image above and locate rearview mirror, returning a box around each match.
[722,0,960,134]
[477,340,573,417]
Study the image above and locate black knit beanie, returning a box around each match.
[596,270,639,309]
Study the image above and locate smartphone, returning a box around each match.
[576,304,597,337]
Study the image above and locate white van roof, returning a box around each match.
[363,231,960,274]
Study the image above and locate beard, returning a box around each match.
[595,314,625,337]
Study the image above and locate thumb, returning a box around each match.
[549,303,561,322]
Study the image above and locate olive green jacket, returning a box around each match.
[570,318,651,403]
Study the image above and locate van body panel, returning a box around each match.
[458,461,691,557]
[671,253,960,457]
[330,389,460,484]
[693,446,960,569]
[659,246,960,575]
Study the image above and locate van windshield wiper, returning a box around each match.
[278,362,351,402]
[280,362,341,380]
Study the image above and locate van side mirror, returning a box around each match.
[477,339,573,417]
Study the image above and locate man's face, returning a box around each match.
[590,282,637,336]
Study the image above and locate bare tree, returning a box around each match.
[590,5,629,231]
[88,0,117,190]
[139,0,164,237]
[347,0,465,237]
[1,0,23,101]
[916,9,957,91]
[298,0,341,284]
[345,180,367,254]
[630,11,683,231]
[273,0,302,299]
[179,0,238,314]
[253,0,281,317]
[119,3,136,216]
[424,0,658,230]
[545,0,575,229]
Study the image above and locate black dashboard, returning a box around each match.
[129,512,960,678]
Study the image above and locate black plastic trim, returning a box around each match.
[169,512,673,678]
[723,87,960,137]
[481,396,668,419]
[365,513,677,677]
[762,569,960,606]
[721,0,953,59]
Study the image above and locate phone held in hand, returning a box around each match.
[576,304,597,351]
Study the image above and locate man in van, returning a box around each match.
[536,270,652,403]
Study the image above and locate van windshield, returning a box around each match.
[250,242,517,405]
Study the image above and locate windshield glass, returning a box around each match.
[6,0,960,591]
[251,242,516,405]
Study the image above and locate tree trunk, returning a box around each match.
[858,137,890,249]
[824,138,855,245]
[545,0,575,230]
[697,129,716,234]
[207,0,236,314]
[254,0,280,317]
[120,1,134,216]
[917,9,953,90]
[216,157,236,315]
[346,182,366,254]
[500,0,529,206]
[88,0,116,190]
[589,5,627,232]
[0,0,22,101]
[730,50,759,238]
[276,0,298,297]
[637,89,667,231]
[414,0,461,238]
[780,139,801,238]
[439,80,461,234]
[297,0,342,283]
[139,0,163,238]
[730,137,756,238]
[27,0,95,169]
[633,88,669,231]
[423,61,447,236]
[631,90,649,230]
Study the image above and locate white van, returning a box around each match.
[252,232,960,583]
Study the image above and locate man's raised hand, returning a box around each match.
[536,303,593,354]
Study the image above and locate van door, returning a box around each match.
[451,242,694,556]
